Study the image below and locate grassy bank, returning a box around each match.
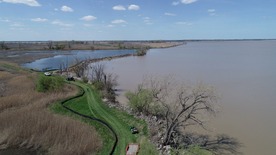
[51,81,158,155]
[0,61,101,155]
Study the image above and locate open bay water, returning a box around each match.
[103,40,276,155]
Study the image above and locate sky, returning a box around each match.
[0,0,276,41]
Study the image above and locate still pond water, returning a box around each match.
[102,40,276,155]
[22,50,135,71]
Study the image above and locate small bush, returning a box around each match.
[93,81,105,90]
[82,76,89,83]
[36,75,64,92]
[126,89,164,116]
[136,48,148,56]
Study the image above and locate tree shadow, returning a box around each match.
[175,133,243,155]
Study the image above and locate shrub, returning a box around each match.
[36,75,64,92]
[93,81,105,90]
[136,48,148,56]
[82,76,89,83]
[126,88,164,116]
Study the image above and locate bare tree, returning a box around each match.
[72,58,89,78]
[104,73,118,92]
[128,77,218,146]
[90,63,105,82]
[88,63,118,102]
[47,41,53,50]
[0,41,8,50]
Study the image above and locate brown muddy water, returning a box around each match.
[102,40,276,155]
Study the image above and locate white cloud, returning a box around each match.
[80,15,97,21]
[107,24,114,28]
[176,21,193,25]
[128,4,140,11]
[112,4,140,11]
[143,17,153,25]
[143,17,150,20]
[180,0,198,4]
[111,19,127,24]
[83,24,93,27]
[165,12,176,16]
[0,18,10,22]
[112,5,126,11]
[31,18,48,22]
[0,0,40,6]
[208,9,216,13]
[172,1,180,6]
[61,5,74,12]
[52,20,73,27]
[208,9,216,16]
[10,23,24,27]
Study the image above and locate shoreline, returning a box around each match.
[0,41,185,65]
[0,41,185,51]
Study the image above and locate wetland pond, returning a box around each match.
[22,49,136,71]
[102,40,276,155]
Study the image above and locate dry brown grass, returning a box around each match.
[0,109,101,155]
[0,61,102,154]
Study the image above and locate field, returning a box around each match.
[0,61,102,155]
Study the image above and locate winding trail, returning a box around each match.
[60,82,138,155]
[60,82,118,155]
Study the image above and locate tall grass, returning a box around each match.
[0,62,102,154]
[0,109,101,155]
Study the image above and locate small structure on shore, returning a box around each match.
[126,144,139,155]
[44,72,51,76]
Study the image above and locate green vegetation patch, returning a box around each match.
[136,48,148,56]
[50,81,158,155]
[0,62,21,72]
[36,74,64,92]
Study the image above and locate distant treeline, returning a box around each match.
[0,40,185,51]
